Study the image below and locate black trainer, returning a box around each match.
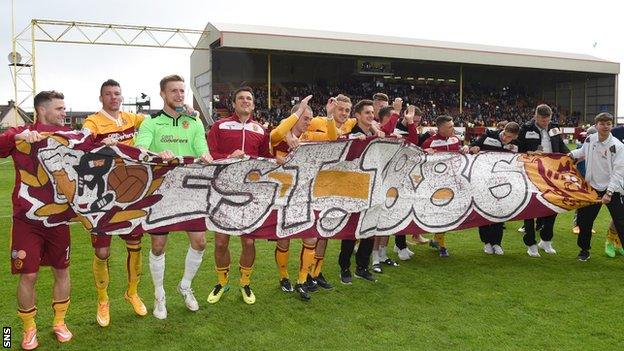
[305,274,318,292]
[382,258,399,267]
[279,278,294,292]
[577,250,590,262]
[355,266,377,282]
[372,263,383,273]
[340,269,352,284]
[315,272,333,289]
[294,283,310,301]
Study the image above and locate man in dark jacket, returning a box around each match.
[468,122,520,255]
[516,104,569,257]
[339,99,377,283]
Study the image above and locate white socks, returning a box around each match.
[149,250,166,299]
[372,249,380,265]
[180,246,204,290]
[379,246,388,260]
[150,247,204,299]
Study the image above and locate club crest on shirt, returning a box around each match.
[182,120,190,129]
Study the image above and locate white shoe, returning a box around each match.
[483,243,493,254]
[177,284,199,311]
[414,234,430,244]
[394,245,414,257]
[397,248,412,261]
[408,234,430,245]
[526,245,540,257]
[538,240,557,254]
[153,296,167,319]
[492,245,504,255]
[518,226,525,233]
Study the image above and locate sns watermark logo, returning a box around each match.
[2,326,11,348]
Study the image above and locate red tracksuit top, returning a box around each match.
[421,133,461,151]
[207,114,272,160]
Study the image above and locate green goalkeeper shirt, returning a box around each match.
[134,110,208,157]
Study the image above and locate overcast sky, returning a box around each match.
[1,0,621,114]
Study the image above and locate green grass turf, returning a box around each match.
[0,158,623,350]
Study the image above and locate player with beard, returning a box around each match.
[83,79,148,327]
[1,91,73,349]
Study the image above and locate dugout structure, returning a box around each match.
[190,22,619,124]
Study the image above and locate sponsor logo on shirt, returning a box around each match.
[430,137,459,148]
[220,121,243,130]
[219,120,265,135]
[160,135,189,143]
[106,131,135,142]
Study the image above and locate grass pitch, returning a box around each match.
[0,159,622,350]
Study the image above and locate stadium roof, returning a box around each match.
[200,22,619,75]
